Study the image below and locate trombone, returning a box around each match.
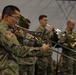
[15,15,76,61]
[15,24,76,61]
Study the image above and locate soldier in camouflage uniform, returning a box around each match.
[0,5,50,75]
[59,19,76,75]
[15,18,38,75]
[35,15,58,75]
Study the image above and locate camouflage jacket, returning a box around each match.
[35,26,55,55]
[17,33,37,65]
[59,29,76,55]
[0,22,48,69]
[36,26,59,47]
[36,26,53,46]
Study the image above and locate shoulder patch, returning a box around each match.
[6,33,13,38]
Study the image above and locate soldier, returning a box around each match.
[59,19,76,75]
[15,18,37,75]
[0,5,50,75]
[14,18,32,45]
[35,14,58,75]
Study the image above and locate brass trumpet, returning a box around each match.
[47,24,62,35]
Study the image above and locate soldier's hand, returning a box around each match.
[28,33,34,39]
[48,25,55,31]
[42,44,50,51]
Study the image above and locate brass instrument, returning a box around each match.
[58,55,63,74]
[68,33,76,49]
[18,14,29,29]
[47,24,62,35]
[70,42,76,49]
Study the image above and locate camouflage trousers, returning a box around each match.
[73,55,76,75]
[61,55,76,75]
[19,64,35,75]
[35,56,53,75]
[0,60,19,75]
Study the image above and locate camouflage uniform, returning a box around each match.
[59,29,76,75]
[35,26,54,75]
[0,22,49,75]
[17,33,37,75]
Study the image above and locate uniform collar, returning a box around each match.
[0,21,9,29]
[66,29,73,34]
[39,25,46,31]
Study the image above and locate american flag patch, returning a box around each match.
[6,33,13,38]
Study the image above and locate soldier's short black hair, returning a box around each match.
[39,14,47,21]
[2,5,20,19]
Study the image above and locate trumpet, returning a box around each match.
[47,24,62,35]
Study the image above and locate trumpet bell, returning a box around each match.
[18,15,29,29]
